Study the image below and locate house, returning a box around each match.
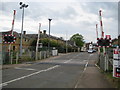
[2,31,20,52]
[1,30,70,52]
[1,30,34,52]
[111,38,118,48]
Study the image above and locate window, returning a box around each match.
[13,46,15,51]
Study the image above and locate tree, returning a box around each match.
[70,33,84,47]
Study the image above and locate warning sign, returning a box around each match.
[113,49,120,78]
[115,67,120,77]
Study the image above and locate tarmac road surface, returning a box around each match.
[1,52,114,88]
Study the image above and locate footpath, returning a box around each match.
[76,59,115,88]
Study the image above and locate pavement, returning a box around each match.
[76,59,113,88]
[1,52,114,88]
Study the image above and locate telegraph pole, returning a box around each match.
[96,24,100,54]
[66,30,68,53]
[96,24,98,38]
[48,19,52,56]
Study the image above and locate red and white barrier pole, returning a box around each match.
[9,10,16,64]
[11,10,16,35]
[99,10,108,71]
[99,10,104,38]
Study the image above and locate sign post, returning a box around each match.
[113,48,120,78]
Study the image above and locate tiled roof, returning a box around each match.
[2,31,20,38]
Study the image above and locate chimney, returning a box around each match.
[23,31,26,35]
[40,31,42,34]
[43,30,46,35]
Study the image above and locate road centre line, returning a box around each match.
[63,54,80,63]
[0,65,60,87]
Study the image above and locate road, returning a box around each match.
[2,52,113,88]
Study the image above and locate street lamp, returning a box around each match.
[48,18,52,56]
[19,2,28,57]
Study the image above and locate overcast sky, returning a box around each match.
[0,0,119,43]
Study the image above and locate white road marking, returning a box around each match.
[0,83,8,87]
[90,54,93,56]
[0,65,60,87]
[63,54,80,63]
[95,64,100,69]
[84,62,89,72]
[74,61,89,88]
[15,67,36,71]
[75,53,96,88]
[85,62,89,67]
[63,59,73,63]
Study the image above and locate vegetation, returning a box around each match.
[30,33,85,53]
[70,33,84,47]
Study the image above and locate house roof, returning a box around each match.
[2,31,20,38]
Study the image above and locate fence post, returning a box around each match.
[10,52,13,64]
[106,55,109,71]
[104,55,107,71]
[40,51,41,60]
[16,52,19,64]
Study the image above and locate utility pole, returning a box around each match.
[96,24,98,39]
[36,23,41,60]
[96,24,100,54]
[19,2,28,57]
[66,30,68,53]
[9,10,16,64]
[48,18,52,56]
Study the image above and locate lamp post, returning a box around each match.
[19,2,28,57]
[48,18,52,56]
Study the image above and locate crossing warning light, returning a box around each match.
[97,38,111,47]
[3,34,16,44]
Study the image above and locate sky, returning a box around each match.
[0,0,119,43]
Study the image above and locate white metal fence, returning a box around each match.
[2,49,58,64]
[98,48,113,72]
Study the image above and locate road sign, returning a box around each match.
[89,44,93,49]
[106,35,111,40]
[39,43,42,48]
[113,49,120,78]
[115,67,120,77]
[3,34,16,44]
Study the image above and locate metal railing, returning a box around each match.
[98,48,114,72]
